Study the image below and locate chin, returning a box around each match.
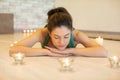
[57,47,66,50]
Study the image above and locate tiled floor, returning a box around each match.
[0,33,120,57]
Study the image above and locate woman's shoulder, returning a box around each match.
[36,27,48,35]
[40,27,48,36]
[36,27,47,32]
[36,28,48,42]
[72,29,88,42]
[73,29,85,37]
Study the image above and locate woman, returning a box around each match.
[9,7,108,57]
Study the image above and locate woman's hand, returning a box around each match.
[45,46,73,56]
[45,49,71,57]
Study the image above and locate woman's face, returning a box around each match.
[49,26,71,50]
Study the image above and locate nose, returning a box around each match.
[59,38,64,45]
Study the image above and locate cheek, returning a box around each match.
[51,38,58,45]
[65,38,70,44]
[51,38,70,46]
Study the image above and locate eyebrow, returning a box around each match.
[54,33,70,37]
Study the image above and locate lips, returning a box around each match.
[58,45,65,47]
[57,45,66,50]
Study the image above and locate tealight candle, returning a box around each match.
[30,29,33,33]
[12,52,25,64]
[113,56,119,63]
[58,57,73,71]
[10,44,14,47]
[109,56,119,68]
[23,29,26,33]
[95,36,103,45]
[33,29,36,32]
[63,58,70,67]
[27,29,30,33]
[14,41,18,44]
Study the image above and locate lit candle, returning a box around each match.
[10,44,14,47]
[10,41,18,47]
[63,58,70,67]
[58,57,73,71]
[27,29,30,33]
[109,56,119,68]
[12,52,25,64]
[113,56,119,64]
[30,29,33,33]
[95,36,103,45]
[14,41,18,44]
[33,29,36,32]
[23,29,26,33]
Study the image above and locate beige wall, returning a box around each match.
[0,0,55,32]
[55,0,120,32]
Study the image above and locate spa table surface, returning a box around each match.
[0,33,120,80]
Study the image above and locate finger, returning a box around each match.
[45,46,60,53]
[45,46,57,52]
[45,46,69,55]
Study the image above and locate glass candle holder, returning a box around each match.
[58,57,74,71]
[30,29,33,33]
[23,29,26,33]
[95,36,103,45]
[109,56,119,68]
[12,52,25,65]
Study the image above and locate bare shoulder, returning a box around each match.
[73,30,85,35]
[73,29,99,47]
[40,27,48,36]
[35,27,47,34]
[34,27,48,42]
[73,29,88,41]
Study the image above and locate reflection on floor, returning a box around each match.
[0,33,120,57]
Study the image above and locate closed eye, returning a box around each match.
[64,36,69,39]
[54,36,59,39]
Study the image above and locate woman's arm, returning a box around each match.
[9,28,70,57]
[9,46,47,56]
[67,47,107,57]
[45,46,107,57]
[9,29,44,56]
[9,46,69,57]
[71,30,108,57]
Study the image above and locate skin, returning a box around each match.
[49,26,71,50]
[9,26,108,57]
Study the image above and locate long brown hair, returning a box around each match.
[47,7,73,32]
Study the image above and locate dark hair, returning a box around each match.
[47,7,72,32]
